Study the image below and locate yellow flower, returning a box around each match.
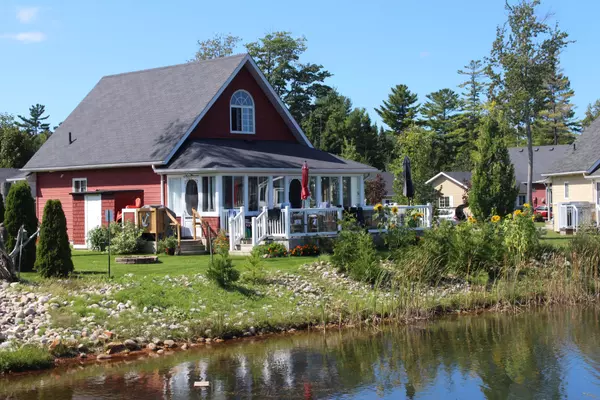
[391,206,399,214]
[491,215,501,223]
[468,216,476,223]
[523,203,531,209]
[374,203,383,212]
[531,216,535,222]
[514,209,522,216]
[506,213,513,219]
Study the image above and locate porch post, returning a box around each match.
[267,176,274,209]
[215,175,222,217]
[338,175,343,207]
[316,176,322,206]
[359,176,365,206]
[243,176,249,213]
[284,205,291,239]
[229,216,235,252]
[251,217,257,246]
[284,176,290,204]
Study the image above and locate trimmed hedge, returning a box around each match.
[35,200,74,278]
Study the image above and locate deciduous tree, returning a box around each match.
[365,174,387,205]
[191,33,241,61]
[487,0,571,204]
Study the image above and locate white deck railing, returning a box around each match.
[251,207,269,246]
[228,207,245,251]
[287,207,343,237]
[558,203,594,232]
[362,204,433,231]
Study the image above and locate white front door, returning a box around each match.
[84,194,102,245]
[182,178,199,237]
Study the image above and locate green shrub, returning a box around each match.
[206,253,240,287]
[252,242,287,258]
[384,225,417,255]
[108,222,146,254]
[4,181,37,272]
[448,221,503,278]
[243,252,266,283]
[418,220,455,269]
[566,227,600,281]
[87,226,109,251]
[501,207,539,261]
[332,227,381,283]
[0,345,54,373]
[157,235,178,254]
[35,200,74,278]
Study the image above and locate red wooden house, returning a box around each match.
[22,54,384,250]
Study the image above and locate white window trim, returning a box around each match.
[564,182,569,200]
[72,178,87,193]
[230,89,255,135]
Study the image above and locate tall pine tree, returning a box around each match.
[581,99,600,128]
[469,114,519,219]
[16,104,50,136]
[375,84,419,134]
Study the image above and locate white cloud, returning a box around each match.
[0,32,46,43]
[419,51,431,58]
[16,7,40,23]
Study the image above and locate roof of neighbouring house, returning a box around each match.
[508,145,570,185]
[426,171,472,189]
[22,54,312,171]
[156,139,377,173]
[0,168,23,182]
[544,118,600,176]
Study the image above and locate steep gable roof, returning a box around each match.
[544,118,600,176]
[508,145,570,184]
[426,171,471,189]
[23,54,311,171]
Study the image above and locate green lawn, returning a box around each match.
[20,251,316,281]
[536,222,572,247]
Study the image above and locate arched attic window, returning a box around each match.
[230,90,255,134]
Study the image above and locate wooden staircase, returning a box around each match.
[179,239,206,255]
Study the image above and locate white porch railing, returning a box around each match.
[251,207,269,246]
[228,207,245,252]
[362,204,433,231]
[286,207,343,237]
[437,207,455,221]
[558,202,594,232]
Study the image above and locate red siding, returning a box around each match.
[532,183,548,206]
[36,167,161,245]
[189,65,298,142]
[202,217,219,238]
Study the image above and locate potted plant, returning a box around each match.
[160,236,178,255]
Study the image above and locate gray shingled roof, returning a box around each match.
[545,118,600,175]
[0,168,22,182]
[366,171,396,197]
[509,145,570,185]
[445,171,472,186]
[157,139,377,172]
[23,54,251,170]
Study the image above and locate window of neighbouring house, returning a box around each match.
[201,176,215,212]
[517,194,526,206]
[224,176,244,209]
[564,182,569,199]
[230,90,255,134]
[72,178,87,193]
[439,196,451,208]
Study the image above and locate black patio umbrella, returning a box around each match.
[402,155,415,204]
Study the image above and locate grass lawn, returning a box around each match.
[20,251,316,281]
[536,222,573,247]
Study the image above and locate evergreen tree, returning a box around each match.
[0,113,35,168]
[375,84,419,134]
[340,137,365,164]
[344,108,385,169]
[458,60,487,116]
[469,115,519,219]
[487,0,571,204]
[420,88,463,170]
[4,181,37,272]
[35,200,73,278]
[246,32,331,125]
[16,104,50,136]
[582,99,600,128]
[534,43,579,145]
[390,126,438,204]
[0,193,5,224]
[302,90,351,153]
[191,33,242,61]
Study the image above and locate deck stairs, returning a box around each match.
[179,239,206,255]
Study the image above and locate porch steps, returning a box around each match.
[230,241,254,256]
[179,239,206,255]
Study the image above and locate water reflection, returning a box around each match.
[3,308,600,399]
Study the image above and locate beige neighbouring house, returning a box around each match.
[542,118,600,232]
[425,172,471,220]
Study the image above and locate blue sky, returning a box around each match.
[0,0,598,128]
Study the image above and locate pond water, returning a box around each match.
[2,308,600,399]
